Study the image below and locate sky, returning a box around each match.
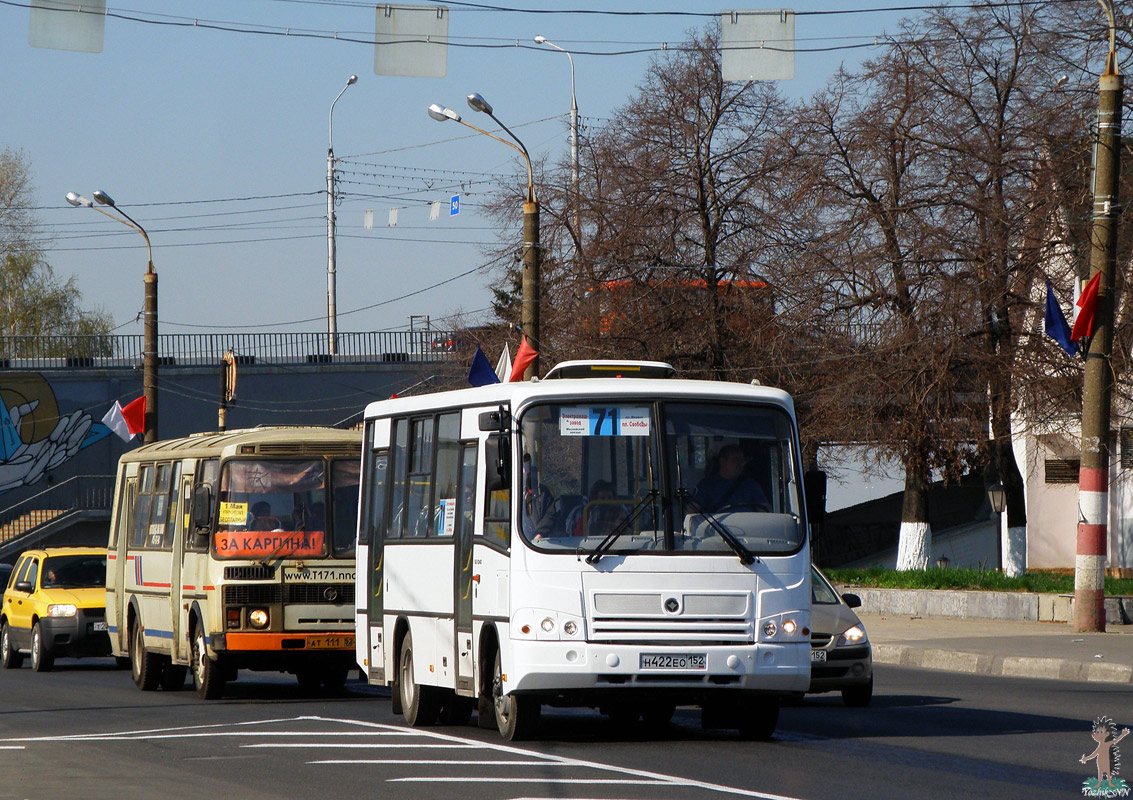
[0,0,934,342]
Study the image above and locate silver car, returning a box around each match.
[809,566,873,706]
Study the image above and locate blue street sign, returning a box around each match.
[450,195,460,216]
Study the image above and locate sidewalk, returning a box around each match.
[860,612,1133,685]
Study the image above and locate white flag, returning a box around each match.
[495,343,512,382]
[101,401,133,442]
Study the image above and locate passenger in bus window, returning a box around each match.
[694,444,770,513]
[250,501,281,531]
[572,480,628,537]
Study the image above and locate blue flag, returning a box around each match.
[468,346,501,387]
[1044,280,1078,356]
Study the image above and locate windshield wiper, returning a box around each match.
[585,489,659,565]
[678,488,757,566]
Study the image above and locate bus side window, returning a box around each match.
[388,419,408,539]
[162,462,183,549]
[131,464,154,548]
[481,434,510,548]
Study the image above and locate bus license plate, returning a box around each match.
[306,635,354,650]
[92,621,108,632]
[639,653,706,670]
[811,649,827,662]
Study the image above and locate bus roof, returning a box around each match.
[118,426,361,462]
[362,368,794,422]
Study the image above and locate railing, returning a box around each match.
[0,474,115,535]
[0,331,459,369]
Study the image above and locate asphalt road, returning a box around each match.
[0,660,1125,800]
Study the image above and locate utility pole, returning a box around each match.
[522,199,541,378]
[1074,3,1122,633]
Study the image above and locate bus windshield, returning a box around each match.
[214,458,357,560]
[518,401,803,555]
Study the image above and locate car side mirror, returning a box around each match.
[804,470,827,526]
[841,592,862,609]
[191,483,213,533]
[14,580,32,593]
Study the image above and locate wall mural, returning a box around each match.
[0,374,109,494]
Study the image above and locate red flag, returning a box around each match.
[1070,272,1101,342]
[508,337,538,382]
[121,396,146,437]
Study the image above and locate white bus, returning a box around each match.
[355,360,823,740]
[106,426,361,698]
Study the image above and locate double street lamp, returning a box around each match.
[428,93,541,377]
[327,74,358,356]
[65,190,158,443]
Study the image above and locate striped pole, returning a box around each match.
[1074,54,1122,632]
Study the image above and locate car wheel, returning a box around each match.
[130,620,161,691]
[735,695,779,740]
[1,622,23,669]
[492,648,538,741]
[31,622,54,673]
[399,632,440,726]
[191,623,225,700]
[842,675,873,708]
[161,664,188,691]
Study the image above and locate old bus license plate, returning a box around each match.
[811,649,827,662]
[639,653,706,670]
[305,635,354,650]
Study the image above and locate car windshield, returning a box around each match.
[41,555,106,589]
[811,567,842,604]
[214,458,358,560]
[518,400,803,555]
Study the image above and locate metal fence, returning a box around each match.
[0,475,115,543]
[0,331,458,370]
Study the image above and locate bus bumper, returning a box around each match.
[505,639,809,695]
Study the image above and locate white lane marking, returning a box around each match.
[5,731,425,743]
[392,778,670,785]
[240,743,477,749]
[304,715,807,800]
[307,760,552,765]
[0,746,25,750]
[0,715,359,743]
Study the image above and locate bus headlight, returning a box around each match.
[47,604,77,617]
[762,620,778,638]
[562,620,578,636]
[540,617,556,633]
[248,609,269,629]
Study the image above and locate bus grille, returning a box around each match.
[224,584,282,605]
[588,591,753,645]
[223,583,354,605]
[224,565,274,581]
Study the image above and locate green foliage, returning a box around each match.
[825,567,1133,596]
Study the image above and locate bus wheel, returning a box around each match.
[191,624,225,700]
[31,622,53,673]
[130,621,161,691]
[161,664,187,691]
[398,632,440,726]
[735,695,779,740]
[492,649,538,741]
[1,622,23,669]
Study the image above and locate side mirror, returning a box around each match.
[14,580,32,593]
[484,433,511,492]
[479,405,511,432]
[841,592,862,609]
[803,469,827,526]
[191,484,213,532]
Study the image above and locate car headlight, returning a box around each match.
[47,604,77,617]
[837,624,867,646]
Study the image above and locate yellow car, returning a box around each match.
[1,547,111,672]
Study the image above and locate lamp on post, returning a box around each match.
[327,74,358,356]
[1074,0,1123,633]
[534,35,580,245]
[428,94,541,377]
[65,190,158,443]
[986,480,1006,572]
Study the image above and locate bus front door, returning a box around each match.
[454,443,477,694]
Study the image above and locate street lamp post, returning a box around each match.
[534,35,580,244]
[65,190,158,443]
[327,74,358,356]
[1075,1,1123,633]
[428,94,541,377]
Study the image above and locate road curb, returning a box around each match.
[872,644,1133,684]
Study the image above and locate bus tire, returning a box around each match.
[191,623,225,700]
[161,664,187,691]
[31,622,53,673]
[735,695,779,740]
[492,649,538,741]
[1,621,23,669]
[130,620,161,691]
[399,632,440,726]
